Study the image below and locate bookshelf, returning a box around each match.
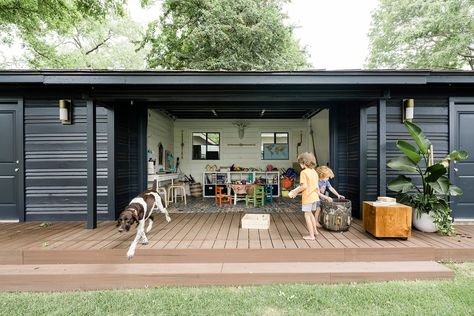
[203,171,280,197]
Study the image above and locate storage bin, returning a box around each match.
[320,199,352,232]
[241,214,270,229]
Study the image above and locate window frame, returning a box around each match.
[192,132,221,160]
[261,132,289,160]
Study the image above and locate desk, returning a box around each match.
[147,173,180,188]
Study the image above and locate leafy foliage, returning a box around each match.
[24,14,148,69]
[367,0,474,70]
[0,0,125,42]
[0,0,138,69]
[387,121,468,235]
[141,0,309,70]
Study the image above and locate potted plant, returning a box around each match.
[387,121,468,235]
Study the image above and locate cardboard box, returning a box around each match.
[241,214,270,229]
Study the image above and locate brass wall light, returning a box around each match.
[402,99,414,123]
[59,99,72,124]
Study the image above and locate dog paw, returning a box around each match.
[141,240,149,245]
[127,250,135,260]
[166,215,171,222]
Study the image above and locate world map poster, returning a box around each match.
[263,143,289,160]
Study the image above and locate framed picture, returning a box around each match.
[263,143,289,160]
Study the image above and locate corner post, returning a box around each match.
[87,99,97,229]
[377,99,387,196]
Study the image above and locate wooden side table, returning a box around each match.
[363,201,412,239]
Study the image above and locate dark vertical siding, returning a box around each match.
[364,98,449,199]
[331,106,361,217]
[366,106,378,201]
[114,105,143,216]
[24,100,110,220]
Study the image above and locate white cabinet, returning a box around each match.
[203,171,280,197]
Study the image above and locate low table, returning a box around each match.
[363,201,412,239]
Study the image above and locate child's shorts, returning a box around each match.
[302,202,318,212]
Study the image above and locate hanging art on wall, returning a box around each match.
[158,143,164,165]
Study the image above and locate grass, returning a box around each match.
[0,262,473,316]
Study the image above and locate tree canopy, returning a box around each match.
[23,14,148,69]
[0,0,138,69]
[367,0,474,70]
[0,0,125,42]
[141,0,309,70]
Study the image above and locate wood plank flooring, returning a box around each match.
[1,213,473,252]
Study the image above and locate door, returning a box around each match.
[0,102,23,221]
[450,103,474,219]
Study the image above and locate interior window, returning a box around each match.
[261,132,289,160]
[193,132,220,160]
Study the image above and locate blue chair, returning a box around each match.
[264,183,273,203]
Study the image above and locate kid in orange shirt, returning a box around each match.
[288,152,319,240]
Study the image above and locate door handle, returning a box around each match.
[454,168,459,172]
[14,168,19,172]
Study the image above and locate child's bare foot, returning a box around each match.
[303,235,315,240]
[316,223,322,228]
[314,230,319,236]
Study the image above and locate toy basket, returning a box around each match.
[320,199,352,232]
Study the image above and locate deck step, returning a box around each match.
[0,261,453,291]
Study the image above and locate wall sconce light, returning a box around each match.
[402,99,414,123]
[59,99,72,125]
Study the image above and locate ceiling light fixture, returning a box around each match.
[211,109,218,117]
[260,109,266,117]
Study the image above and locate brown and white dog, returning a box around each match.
[117,189,171,259]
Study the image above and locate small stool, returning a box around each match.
[168,182,187,205]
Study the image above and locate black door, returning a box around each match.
[450,103,474,219]
[0,102,23,221]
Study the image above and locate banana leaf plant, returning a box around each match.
[387,121,468,235]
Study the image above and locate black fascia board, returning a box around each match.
[1,70,474,86]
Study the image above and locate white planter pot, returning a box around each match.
[413,209,438,233]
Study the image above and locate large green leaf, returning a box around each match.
[388,175,414,193]
[425,163,447,183]
[396,140,421,164]
[428,176,450,195]
[387,156,418,173]
[448,185,463,196]
[445,150,469,161]
[404,121,432,154]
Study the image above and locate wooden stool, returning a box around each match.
[215,185,232,206]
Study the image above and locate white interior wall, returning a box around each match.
[147,110,174,168]
[308,109,330,166]
[146,109,330,183]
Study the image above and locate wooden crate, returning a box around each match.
[363,202,412,239]
[241,214,270,229]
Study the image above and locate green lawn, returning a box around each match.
[1,262,473,316]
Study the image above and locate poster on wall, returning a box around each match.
[263,143,289,160]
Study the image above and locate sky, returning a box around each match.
[128,0,380,70]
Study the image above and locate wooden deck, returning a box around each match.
[1,212,473,264]
[1,213,472,290]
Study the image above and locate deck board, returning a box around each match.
[1,213,473,264]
